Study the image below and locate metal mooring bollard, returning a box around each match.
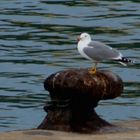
[38,68,123,133]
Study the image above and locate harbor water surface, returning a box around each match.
[0,0,140,132]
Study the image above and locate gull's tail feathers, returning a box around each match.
[117,57,135,66]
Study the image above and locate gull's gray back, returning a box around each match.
[83,41,120,61]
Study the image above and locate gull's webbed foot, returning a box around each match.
[89,67,96,75]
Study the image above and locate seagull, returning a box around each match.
[77,32,134,74]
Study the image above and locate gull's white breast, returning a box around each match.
[77,41,93,61]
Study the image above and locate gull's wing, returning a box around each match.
[83,41,122,61]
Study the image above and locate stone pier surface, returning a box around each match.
[38,68,123,132]
[0,120,140,140]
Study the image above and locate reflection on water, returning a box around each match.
[0,0,140,132]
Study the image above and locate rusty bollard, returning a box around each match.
[38,68,123,133]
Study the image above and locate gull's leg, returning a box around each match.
[89,62,98,74]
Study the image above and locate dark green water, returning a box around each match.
[0,0,140,132]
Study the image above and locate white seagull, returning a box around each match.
[77,32,133,74]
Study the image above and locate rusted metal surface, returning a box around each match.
[38,68,123,133]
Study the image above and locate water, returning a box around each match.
[0,0,140,132]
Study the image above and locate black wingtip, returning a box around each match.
[120,57,134,64]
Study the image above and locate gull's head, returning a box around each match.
[77,33,91,43]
